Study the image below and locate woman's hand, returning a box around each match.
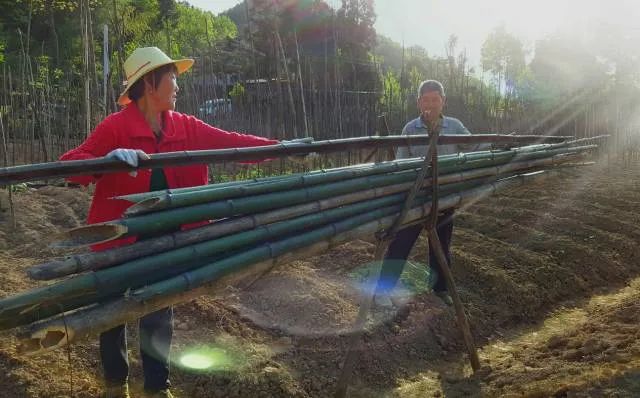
[106,148,150,177]
[281,137,314,146]
[282,137,319,167]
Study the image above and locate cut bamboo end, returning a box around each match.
[17,326,75,356]
[27,257,80,280]
[124,197,165,216]
[52,223,128,248]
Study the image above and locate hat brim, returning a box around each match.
[117,58,194,106]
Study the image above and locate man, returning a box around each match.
[375,79,472,307]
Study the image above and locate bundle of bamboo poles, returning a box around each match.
[1,138,601,356]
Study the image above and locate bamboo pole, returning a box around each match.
[15,171,552,356]
[123,143,567,215]
[4,189,458,325]
[294,29,310,138]
[0,102,14,228]
[0,134,581,186]
[28,152,582,280]
[29,181,416,279]
[58,167,441,246]
[116,159,420,203]
[123,159,431,215]
[81,0,91,138]
[118,137,584,205]
[274,27,297,137]
[55,146,592,247]
[0,259,209,331]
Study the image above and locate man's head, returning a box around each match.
[416,80,445,123]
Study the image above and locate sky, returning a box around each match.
[186,0,640,66]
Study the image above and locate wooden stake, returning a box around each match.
[427,228,480,371]
[424,117,480,373]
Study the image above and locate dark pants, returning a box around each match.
[100,306,173,392]
[376,210,455,295]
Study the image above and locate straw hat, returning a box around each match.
[118,47,194,106]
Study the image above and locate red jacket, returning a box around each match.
[60,103,278,251]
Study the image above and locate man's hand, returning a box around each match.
[106,148,150,177]
[420,112,444,136]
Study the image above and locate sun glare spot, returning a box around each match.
[179,352,215,370]
[176,346,239,372]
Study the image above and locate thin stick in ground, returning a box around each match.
[427,227,481,371]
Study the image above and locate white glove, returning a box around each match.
[106,148,150,177]
[281,137,319,167]
[281,137,314,146]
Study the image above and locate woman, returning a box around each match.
[61,47,279,398]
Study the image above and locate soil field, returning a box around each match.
[0,159,639,397]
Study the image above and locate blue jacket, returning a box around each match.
[396,116,471,159]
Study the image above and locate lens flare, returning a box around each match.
[175,346,239,372]
[223,259,438,337]
[350,259,436,298]
[179,352,215,370]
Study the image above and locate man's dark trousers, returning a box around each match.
[375,209,455,295]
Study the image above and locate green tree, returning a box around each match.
[336,0,377,91]
[480,25,528,130]
[337,0,376,57]
[481,25,526,97]
[158,0,177,56]
[171,3,236,57]
[529,31,608,104]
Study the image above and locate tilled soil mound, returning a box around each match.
[1,160,639,397]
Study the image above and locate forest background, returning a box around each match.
[0,0,638,167]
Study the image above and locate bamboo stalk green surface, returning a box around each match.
[117,140,595,206]
[29,151,582,280]
[15,170,553,356]
[125,144,597,215]
[123,159,432,215]
[57,145,594,248]
[4,178,498,327]
[127,172,542,301]
[116,158,427,204]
